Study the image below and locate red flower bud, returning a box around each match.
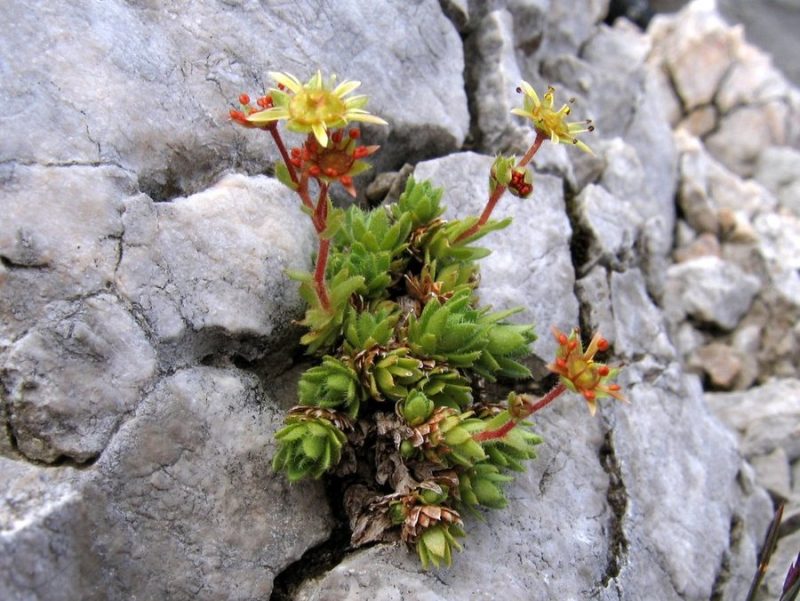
[239,93,251,105]
[349,128,360,139]
[597,338,609,352]
[598,365,610,376]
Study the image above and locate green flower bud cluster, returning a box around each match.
[273,176,544,567]
[272,413,348,481]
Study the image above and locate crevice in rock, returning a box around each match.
[269,476,354,601]
[709,514,742,601]
[598,428,630,587]
[0,255,50,271]
[460,19,484,152]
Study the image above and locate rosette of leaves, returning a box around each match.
[401,406,486,467]
[406,289,489,368]
[458,462,514,509]
[298,355,363,418]
[272,412,348,481]
[330,205,412,298]
[474,308,537,381]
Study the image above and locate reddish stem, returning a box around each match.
[456,131,547,243]
[314,237,331,311]
[267,126,297,184]
[473,383,567,443]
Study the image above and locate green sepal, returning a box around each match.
[275,161,298,191]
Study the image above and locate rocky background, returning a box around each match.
[1,0,799,600]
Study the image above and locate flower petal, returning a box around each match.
[269,71,302,93]
[312,122,329,147]
[246,107,289,123]
[334,79,361,97]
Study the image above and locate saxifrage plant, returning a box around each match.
[230,70,624,568]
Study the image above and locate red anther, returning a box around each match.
[556,358,567,369]
[229,109,248,124]
[331,130,343,144]
[340,175,352,186]
[609,384,621,392]
[597,338,609,352]
[598,365,610,376]
[583,390,596,401]
[308,165,321,176]
[257,95,273,108]
[568,340,578,351]
[290,148,301,158]
[349,128,360,139]
[558,333,568,346]
[277,83,286,91]
[290,158,302,168]
[239,93,251,105]
[353,147,370,159]
[324,167,338,177]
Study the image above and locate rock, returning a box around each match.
[413,152,579,362]
[649,1,800,176]
[749,447,792,502]
[115,174,315,368]
[0,459,89,601]
[755,146,800,217]
[0,164,135,342]
[673,232,720,262]
[576,266,616,347]
[573,183,638,271]
[706,378,800,461]
[0,367,334,601]
[730,324,761,390]
[763,529,800,600]
[663,256,761,330]
[688,342,742,390]
[1,1,468,197]
[2,294,156,463]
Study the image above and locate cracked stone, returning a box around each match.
[2,293,157,463]
[687,341,743,390]
[115,174,316,368]
[663,256,761,331]
[706,378,800,462]
[1,1,468,196]
[0,164,135,341]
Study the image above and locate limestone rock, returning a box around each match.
[115,174,315,368]
[2,294,156,463]
[663,256,761,330]
[413,152,579,362]
[749,447,792,502]
[706,378,800,461]
[688,341,742,390]
[755,146,800,217]
[0,1,468,194]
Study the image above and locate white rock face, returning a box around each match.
[1,0,792,599]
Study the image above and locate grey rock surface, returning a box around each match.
[116,173,315,368]
[706,378,800,462]
[0,0,468,196]
[663,256,761,330]
[0,367,334,601]
[3,294,157,463]
[1,0,791,599]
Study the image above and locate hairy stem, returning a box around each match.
[456,131,547,243]
[473,383,567,442]
[312,182,332,311]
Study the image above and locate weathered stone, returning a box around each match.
[0,459,90,601]
[0,1,468,194]
[574,183,639,271]
[576,266,615,346]
[688,342,743,390]
[663,256,761,330]
[706,378,800,461]
[0,367,334,600]
[610,268,676,362]
[413,152,579,362]
[673,232,720,262]
[115,174,315,368]
[2,294,156,463]
[0,165,134,341]
[749,447,792,502]
[755,146,800,217]
[678,105,718,137]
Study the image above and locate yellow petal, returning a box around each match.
[519,81,540,106]
[246,107,289,123]
[269,71,302,93]
[312,122,329,147]
[347,111,388,126]
[334,79,361,97]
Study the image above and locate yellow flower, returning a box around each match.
[511,82,594,154]
[246,71,387,147]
